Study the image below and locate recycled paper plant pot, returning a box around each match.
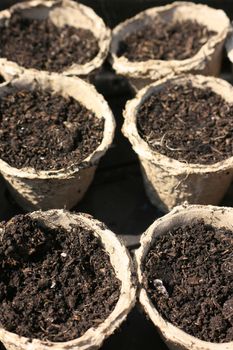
[110,1,230,91]
[135,204,233,350]
[0,209,136,350]
[122,74,233,212]
[0,0,111,80]
[0,73,115,211]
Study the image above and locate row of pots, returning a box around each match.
[0,204,232,350]
[1,72,233,212]
[0,0,233,89]
[0,0,233,212]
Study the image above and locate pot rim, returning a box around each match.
[0,0,111,77]
[122,73,233,175]
[110,1,230,79]
[0,209,136,350]
[135,204,233,349]
[0,72,115,179]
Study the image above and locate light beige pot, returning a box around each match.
[0,209,136,350]
[0,0,111,80]
[0,73,115,211]
[135,204,233,350]
[123,74,233,212]
[110,1,230,91]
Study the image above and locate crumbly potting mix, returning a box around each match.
[0,12,99,72]
[143,219,233,343]
[0,214,121,341]
[117,19,216,61]
[0,89,104,170]
[137,81,233,165]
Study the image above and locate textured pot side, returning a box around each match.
[110,1,230,91]
[0,73,115,211]
[0,0,111,80]
[122,74,233,212]
[0,209,136,350]
[135,204,233,350]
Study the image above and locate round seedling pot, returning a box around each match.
[0,0,111,80]
[0,73,115,211]
[110,1,230,91]
[135,204,233,350]
[123,74,233,212]
[0,209,136,350]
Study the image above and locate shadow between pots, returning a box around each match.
[101,305,169,350]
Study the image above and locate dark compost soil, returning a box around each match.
[117,19,216,61]
[0,89,104,171]
[0,214,121,342]
[0,12,99,72]
[143,219,233,343]
[137,82,233,165]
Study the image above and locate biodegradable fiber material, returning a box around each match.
[0,73,115,211]
[123,74,233,212]
[135,204,233,350]
[0,0,111,80]
[111,1,230,91]
[0,209,136,350]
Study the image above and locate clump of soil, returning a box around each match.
[0,89,104,170]
[0,214,121,342]
[137,82,233,165]
[117,19,216,61]
[0,12,99,72]
[143,219,233,343]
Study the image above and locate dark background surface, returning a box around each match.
[0,1,233,350]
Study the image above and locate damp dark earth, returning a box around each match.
[0,12,99,72]
[143,219,233,343]
[137,81,233,165]
[0,214,121,341]
[0,89,104,171]
[117,19,216,61]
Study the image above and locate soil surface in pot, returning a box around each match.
[0,89,104,171]
[117,19,216,61]
[0,12,99,72]
[143,219,233,343]
[0,214,121,341]
[137,81,233,165]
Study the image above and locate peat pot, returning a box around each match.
[0,209,136,350]
[0,73,115,211]
[110,1,230,91]
[135,204,233,350]
[123,74,233,212]
[0,0,111,81]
